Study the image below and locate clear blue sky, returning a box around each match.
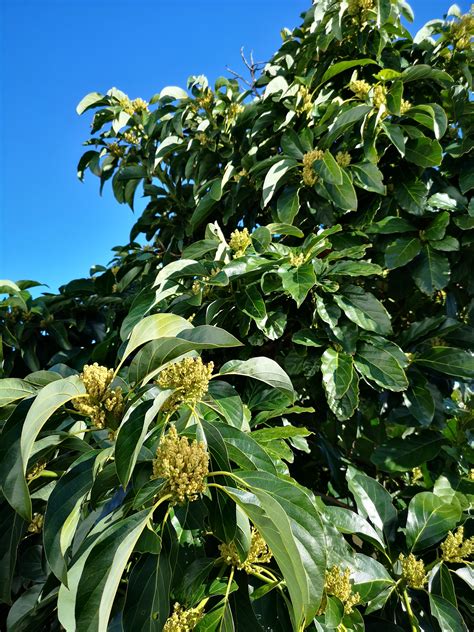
[0,0,469,293]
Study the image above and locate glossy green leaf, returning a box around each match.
[384,237,421,269]
[371,432,444,472]
[262,159,297,207]
[219,358,294,401]
[355,341,408,391]
[280,262,316,307]
[415,347,474,380]
[406,492,461,551]
[429,594,468,632]
[334,286,392,335]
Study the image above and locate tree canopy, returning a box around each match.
[1,1,473,631]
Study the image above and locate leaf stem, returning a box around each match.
[401,588,419,632]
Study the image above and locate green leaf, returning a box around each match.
[334,286,392,335]
[123,550,174,631]
[154,135,182,164]
[277,187,301,224]
[371,432,444,472]
[325,506,385,552]
[44,453,98,584]
[241,285,267,321]
[321,349,354,400]
[365,216,415,234]
[329,260,383,277]
[415,347,474,380]
[0,280,28,310]
[115,392,170,487]
[394,179,427,215]
[412,246,450,294]
[429,594,468,632]
[347,467,397,541]
[21,376,86,477]
[73,510,151,631]
[209,422,278,474]
[424,211,450,241]
[262,159,297,207]
[324,105,372,146]
[119,313,193,370]
[280,262,316,307]
[76,92,106,115]
[219,358,294,401]
[0,503,25,603]
[355,341,408,392]
[158,85,188,100]
[0,378,37,408]
[384,237,421,269]
[320,59,378,84]
[292,329,324,347]
[313,151,343,185]
[225,471,326,629]
[321,169,358,211]
[405,137,442,167]
[404,374,435,425]
[406,104,448,140]
[406,492,461,551]
[351,162,386,195]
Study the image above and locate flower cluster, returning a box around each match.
[450,12,474,51]
[228,102,244,120]
[163,603,204,632]
[399,553,427,589]
[152,425,209,504]
[108,142,125,158]
[349,79,371,100]
[123,130,139,145]
[289,252,305,268]
[373,84,387,108]
[400,99,412,115]
[229,227,252,257]
[131,97,149,112]
[324,566,361,614]
[28,513,44,534]
[411,467,423,483]
[157,357,214,407]
[73,363,123,429]
[27,461,46,481]
[441,527,474,563]
[219,528,272,572]
[297,85,313,115]
[347,0,374,19]
[302,149,324,186]
[336,151,351,167]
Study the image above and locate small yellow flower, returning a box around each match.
[229,227,252,257]
[302,149,325,186]
[163,602,204,632]
[157,357,214,407]
[373,84,387,108]
[336,151,352,167]
[152,425,209,504]
[219,527,272,572]
[289,252,305,268]
[123,130,139,144]
[298,85,313,115]
[73,363,123,429]
[347,0,375,17]
[349,79,371,99]
[324,566,360,614]
[108,142,125,157]
[469,468,474,481]
[441,527,474,563]
[450,12,474,51]
[28,513,44,534]
[27,461,47,481]
[400,99,412,115]
[131,97,149,112]
[411,467,423,483]
[399,553,427,589]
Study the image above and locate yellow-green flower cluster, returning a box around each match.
[157,357,214,407]
[302,149,324,186]
[28,513,44,534]
[336,151,352,167]
[298,85,313,115]
[450,12,474,51]
[324,566,360,614]
[289,252,305,268]
[441,527,474,563]
[349,79,371,100]
[228,102,244,121]
[411,467,423,483]
[123,130,139,145]
[108,142,125,158]
[347,0,375,18]
[229,227,252,257]
[73,363,123,429]
[132,97,148,112]
[27,461,46,482]
[162,603,204,632]
[399,553,427,588]
[219,527,272,572]
[152,425,209,504]
[373,84,387,108]
[400,99,412,115]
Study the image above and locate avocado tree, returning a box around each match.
[1,1,474,630]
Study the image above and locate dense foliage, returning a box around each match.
[1,1,474,630]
